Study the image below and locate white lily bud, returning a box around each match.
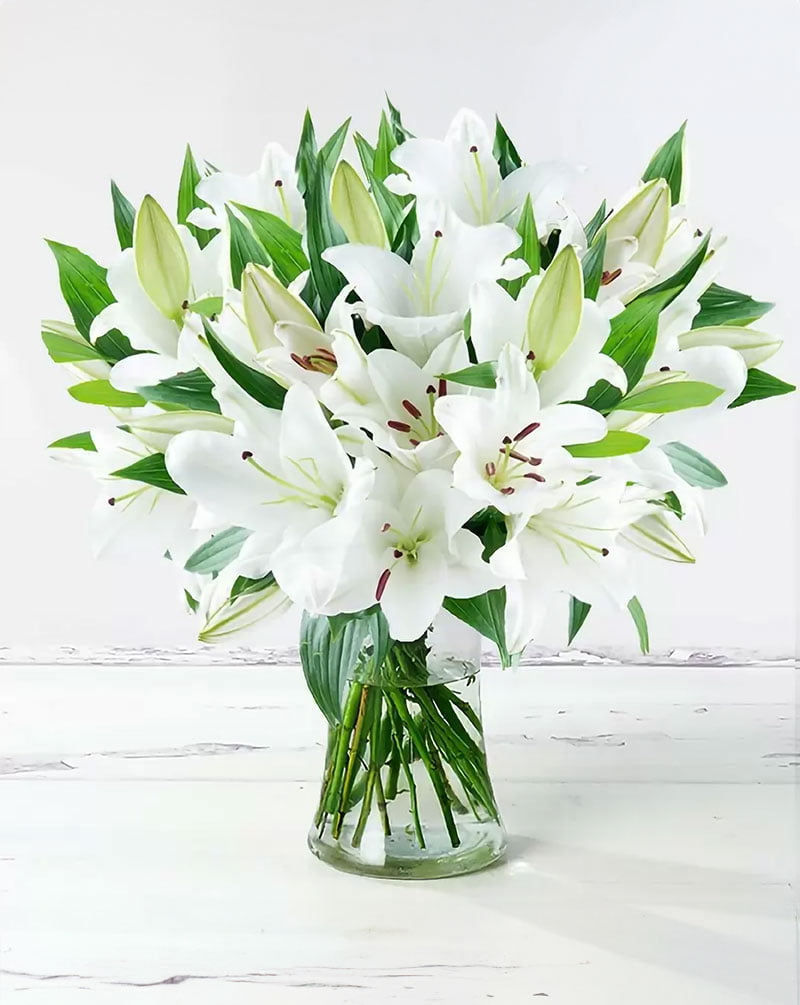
[124,411,233,452]
[602,179,670,267]
[331,161,389,249]
[134,195,190,322]
[678,326,782,369]
[242,263,320,352]
[526,245,583,372]
[621,512,695,563]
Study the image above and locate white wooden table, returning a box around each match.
[0,664,796,1004]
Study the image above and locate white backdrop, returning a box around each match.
[0,0,797,658]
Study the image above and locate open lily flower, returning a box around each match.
[323,201,524,364]
[189,142,304,233]
[435,344,607,515]
[361,465,496,641]
[386,108,579,234]
[321,329,469,471]
[490,478,641,653]
[470,264,626,405]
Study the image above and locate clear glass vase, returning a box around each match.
[308,612,506,879]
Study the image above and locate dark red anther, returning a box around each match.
[381,523,391,533]
[524,472,546,483]
[514,421,540,441]
[469,145,478,153]
[434,229,443,238]
[485,461,496,477]
[500,486,515,495]
[274,179,283,187]
[241,450,253,461]
[526,350,536,362]
[659,366,670,372]
[601,548,610,557]
[438,378,447,397]
[393,549,403,558]
[181,300,189,310]
[409,438,420,447]
[402,399,422,419]
[601,268,622,286]
[426,384,436,395]
[387,420,412,433]
[502,435,512,445]
[376,568,391,601]
[107,497,116,507]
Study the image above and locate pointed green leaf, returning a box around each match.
[111,453,185,494]
[661,442,727,488]
[568,597,591,645]
[48,431,96,451]
[493,116,522,178]
[42,326,103,363]
[618,381,723,413]
[110,180,135,250]
[138,368,221,413]
[318,117,351,180]
[438,361,498,389]
[627,597,649,654]
[642,122,687,205]
[178,144,216,249]
[295,110,318,196]
[46,241,115,340]
[567,431,649,457]
[230,572,277,600]
[233,204,309,285]
[184,526,252,574]
[443,589,509,667]
[503,196,540,300]
[729,368,795,408]
[134,195,190,321]
[584,200,608,245]
[582,231,607,301]
[304,153,348,317]
[94,329,142,362]
[693,282,775,328]
[186,296,224,318]
[68,380,146,408]
[226,207,271,290]
[203,321,286,409]
[385,95,412,143]
[644,231,711,300]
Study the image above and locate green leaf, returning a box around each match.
[46,241,115,340]
[729,368,795,408]
[111,453,185,494]
[438,361,497,388]
[493,116,522,178]
[304,152,348,317]
[661,442,727,488]
[354,131,408,245]
[94,329,142,362]
[204,322,286,409]
[318,117,351,180]
[134,195,190,321]
[110,180,135,250]
[644,232,711,301]
[568,597,591,645]
[295,110,318,196]
[48,430,96,451]
[226,207,270,290]
[68,380,146,408]
[584,200,608,245]
[42,327,103,364]
[184,590,199,614]
[582,231,607,301]
[300,609,391,726]
[385,95,412,143]
[443,590,510,667]
[184,526,252,574]
[567,431,649,457]
[693,282,774,329]
[618,381,723,413]
[642,121,687,205]
[627,596,649,654]
[187,296,224,318]
[230,572,276,600]
[177,144,216,249]
[374,112,398,181]
[649,490,684,519]
[503,196,540,299]
[138,368,221,413]
[233,204,309,285]
[582,288,675,412]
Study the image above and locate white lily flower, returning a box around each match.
[470,265,626,406]
[51,424,198,561]
[323,201,524,364]
[490,479,640,653]
[190,565,292,644]
[165,383,376,609]
[366,466,497,641]
[385,108,579,234]
[677,325,781,369]
[435,344,607,515]
[190,143,304,233]
[321,330,470,471]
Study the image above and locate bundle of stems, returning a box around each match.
[314,641,499,849]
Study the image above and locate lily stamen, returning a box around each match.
[387,420,412,433]
[601,268,622,286]
[402,399,422,419]
[376,568,391,601]
[514,422,540,441]
[524,472,546,483]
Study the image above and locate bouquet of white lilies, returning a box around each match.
[44,103,793,876]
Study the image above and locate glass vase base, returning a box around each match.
[308,820,507,880]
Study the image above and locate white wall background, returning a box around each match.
[0,0,797,658]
